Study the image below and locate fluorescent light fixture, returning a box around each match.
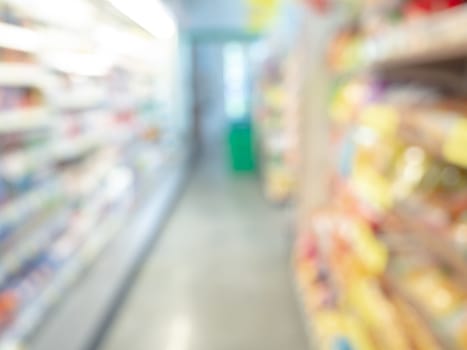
[106,0,177,39]
[0,22,40,52]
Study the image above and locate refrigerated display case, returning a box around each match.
[0,1,189,349]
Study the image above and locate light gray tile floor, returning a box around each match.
[100,157,308,350]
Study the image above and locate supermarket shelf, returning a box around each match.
[54,88,106,110]
[0,167,135,350]
[382,274,451,349]
[0,182,60,233]
[359,103,467,169]
[0,64,51,87]
[111,94,136,112]
[52,135,104,162]
[387,208,467,291]
[292,264,318,350]
[0,108,51,134]
[27,159,188,350]
[19,145,54,173]
[365,5,467,69]
[411,229,467,290]
[0,209,71,287]
[0,201,131,350]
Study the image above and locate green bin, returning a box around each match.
[227,121,256,172]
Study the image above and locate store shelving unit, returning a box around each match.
[294,3,467,350]
[0,108,51,133]
[365,6,467,68]
[381,273,452,349]
[28,161,187,350]
[0,64,51,87]
[54,87,107,111]
[0,1,186,350]
[253,51,299,203]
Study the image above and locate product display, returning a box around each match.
[253,50,299,202]
[294,2,467,350]
[328,1,467,74]
[0,1,184,349]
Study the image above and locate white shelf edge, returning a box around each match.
[53,88,107,110]
[0,108,51,134]
[0,64,52,87]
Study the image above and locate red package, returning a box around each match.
[404,0,465,17]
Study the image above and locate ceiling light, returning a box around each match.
[106,0,177,39]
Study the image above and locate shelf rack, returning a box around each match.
[295,4,467,350]
[27,161,187,350]
[0,108,51,134]
[366,6,467,69]
[0,3,183,349]
[381,274,450,350]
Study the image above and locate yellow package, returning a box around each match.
[314,310,376,350]
[350,219,388,275]
[348,279,413,350]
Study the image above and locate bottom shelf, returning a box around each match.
[292,262,317,350]
[1,159,188,350]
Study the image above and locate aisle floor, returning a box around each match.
[100,157,308,350]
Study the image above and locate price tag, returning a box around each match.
[443,119,467,168]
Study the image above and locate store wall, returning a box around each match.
[192,42,226,159]
[172,35,195,151]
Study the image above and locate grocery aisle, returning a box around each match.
[99,151,308,350]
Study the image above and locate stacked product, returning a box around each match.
[254,53,297,202]
[328,0,467,74]
[296,2,467,350]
